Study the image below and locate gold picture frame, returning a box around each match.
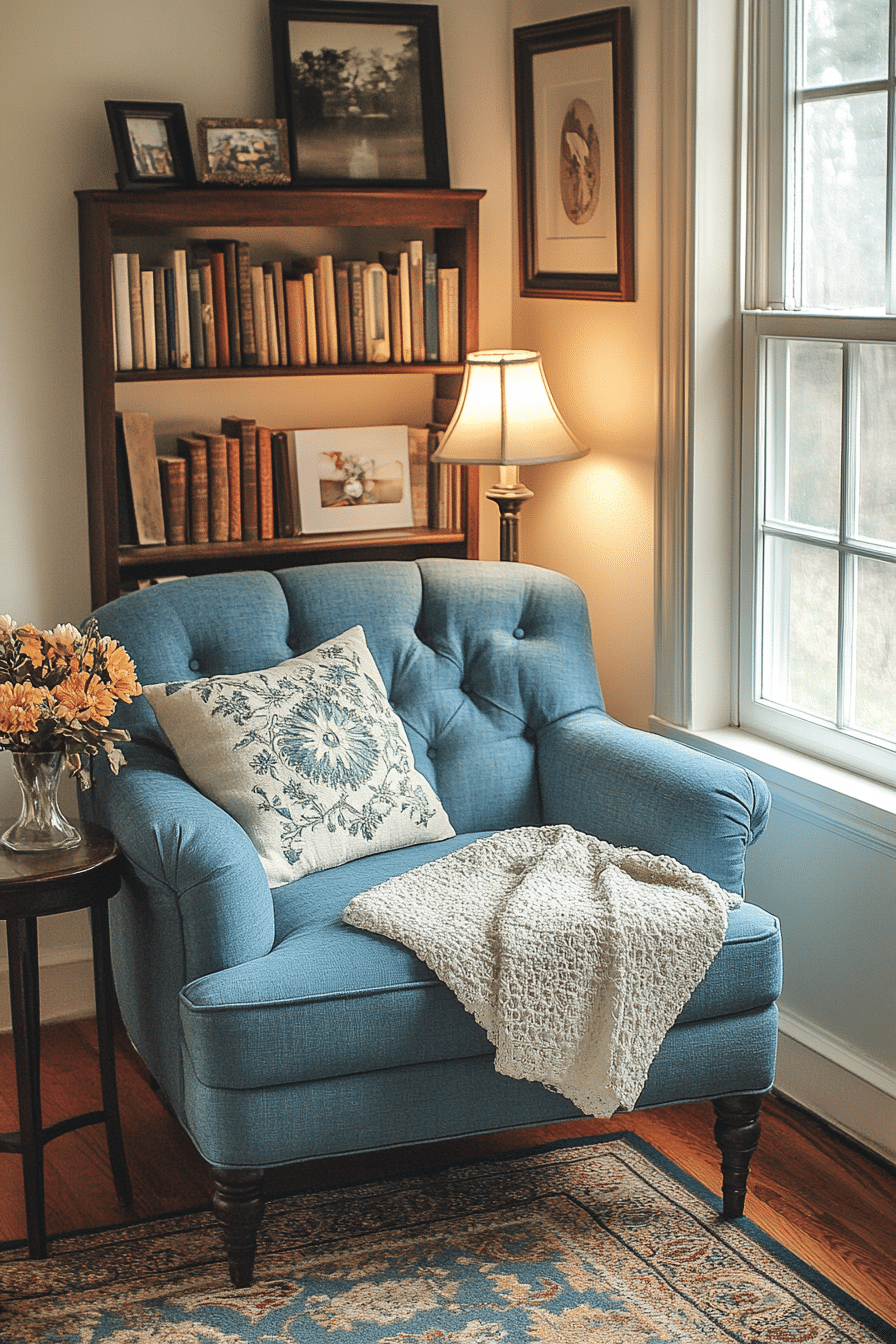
[196,118,291,186]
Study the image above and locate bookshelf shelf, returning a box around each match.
[77,186,483,609]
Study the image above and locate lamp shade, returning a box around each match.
[430,349,588,465]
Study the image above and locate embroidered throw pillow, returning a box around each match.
[142,626,454,887]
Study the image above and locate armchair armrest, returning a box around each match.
[538,710,771,894]
[80,741,275,982]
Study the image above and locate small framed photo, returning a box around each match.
[290,425,414,533]
[513,8,634,301]
[196,118,291,185]
[104,101,196,190]
[269,0,450,188]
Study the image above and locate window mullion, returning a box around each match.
[888,0,896,312]
[838,345,859,729]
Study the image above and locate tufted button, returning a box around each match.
[427,747,437,759]
[513,627,525,640]
[188,658,201,672]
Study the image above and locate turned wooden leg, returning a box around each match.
[713,1093,763,1218]
[212,1168,265,1287]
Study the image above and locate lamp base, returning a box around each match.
[485,475,534,563]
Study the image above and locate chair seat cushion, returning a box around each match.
[179,832,782,1092]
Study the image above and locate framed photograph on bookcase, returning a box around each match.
[196,118,291,185]
[290,425,414,533]
[269,0,450,187]
[513,7,634,301]
[104,101,196,190]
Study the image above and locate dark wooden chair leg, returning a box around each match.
[212,1168,265,1287]
[712,1093,763,1218]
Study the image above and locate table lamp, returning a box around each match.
[431,349,587,561]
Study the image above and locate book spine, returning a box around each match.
[208,249,229,367]
[177,436,208,542]
[348,261,366,363]
[263,268,279,365]
[199,261,216,368]
[203,433,230,542]
[423,252,439,362]
[271,430,299,536]
[248,265,267,366]
[215,241,242,367]
[406,240,425,362]
[398,251,413,363]
[157,457,188,546]
[163,268,177,368]
[127,253,145,369]
[386,270,402,365]
[235,241,257,366]
[363,262,390,363]
[112,253,133,372]
[303,272,318,364]
[334,265,353,363]
[316,255,339,365]
[437,268,460,364]
[226,436,242,540]
[270,260,288,366]
[221,417,258,542]
[284,277,307,365]
[140,270,156,371]
[312,268,328,365]
[187,267,205,368]
[169,249,192,368]
[256,425,275,540]
[152,265,168,370]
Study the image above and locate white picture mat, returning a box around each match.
[534,41,618,275]
[291,425,413,533]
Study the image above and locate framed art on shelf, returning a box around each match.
[104,101,196,190]
[291,425,414,533]
[268,0,450,187]
[196,118,291,184]
[513,7,634,301]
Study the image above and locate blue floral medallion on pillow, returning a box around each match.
[143,626,454,886]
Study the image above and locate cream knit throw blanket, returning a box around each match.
[343,824,740,1117]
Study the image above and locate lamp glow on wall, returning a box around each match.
[431,349,588,561]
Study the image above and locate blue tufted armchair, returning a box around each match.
[83,558,781,1286]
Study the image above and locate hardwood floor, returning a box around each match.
[1,1016,895,1326]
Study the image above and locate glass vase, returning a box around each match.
[2,751,81,852]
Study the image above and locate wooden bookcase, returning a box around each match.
[76,187,483,610]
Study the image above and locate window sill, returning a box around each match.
[649,718,896,853]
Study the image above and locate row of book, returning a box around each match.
[111,240,461,374]
[116,411,464,549]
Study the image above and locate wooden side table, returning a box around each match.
[0,820,132,1257]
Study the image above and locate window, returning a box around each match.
[741,0,896,782]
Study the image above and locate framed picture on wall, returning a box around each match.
[268,0,450,187]
[104,101,196,190]
[513,8,634,301]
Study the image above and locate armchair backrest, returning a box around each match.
[90,559,605,835]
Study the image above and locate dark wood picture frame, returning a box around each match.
[196,118,291,185]
[269,0,450,188]
[104,101,196,190]
[514,8,634,301]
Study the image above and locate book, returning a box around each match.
[387,271,402,365]
[208,240,241,367]
[127,252,145,369]
[284,277,307,365]
[437,268,460,365]
[116,411,165,545]
[235,240,257,366]
[112,253,133,371]
[315,254,339,366]
[268,260,288,366]
[163,248,191,368]
[256,425,276,540]
[363,262,390,363]
[198,256,217,368]
[348,261,366,363]
[208,247,229,367]
[195,433,230,542]
[221,416,258,541]
[263,268,279,365]
[249,265,269,366]
[271,430,301,536]
[187,266,205,368]
[423,252,439,362]
[334,265,353,363]
[398,250,413,363]
[152,265,168,370]
[407,427,431,528]
[140,270,156,370]
[302,271,319,365]
[405,240,425,362]
[157,456,188,546]
[177,436,209,543]
[226,436,242,540]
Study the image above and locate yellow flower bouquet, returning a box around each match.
[0,614,142,789]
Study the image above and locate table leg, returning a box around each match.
[6,916,47,1258]
[89,902,133,1207]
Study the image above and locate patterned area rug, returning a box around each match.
[1,1134,894,1343]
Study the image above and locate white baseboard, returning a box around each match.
[776,1010,896,1166]
[0,947,95,1033]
